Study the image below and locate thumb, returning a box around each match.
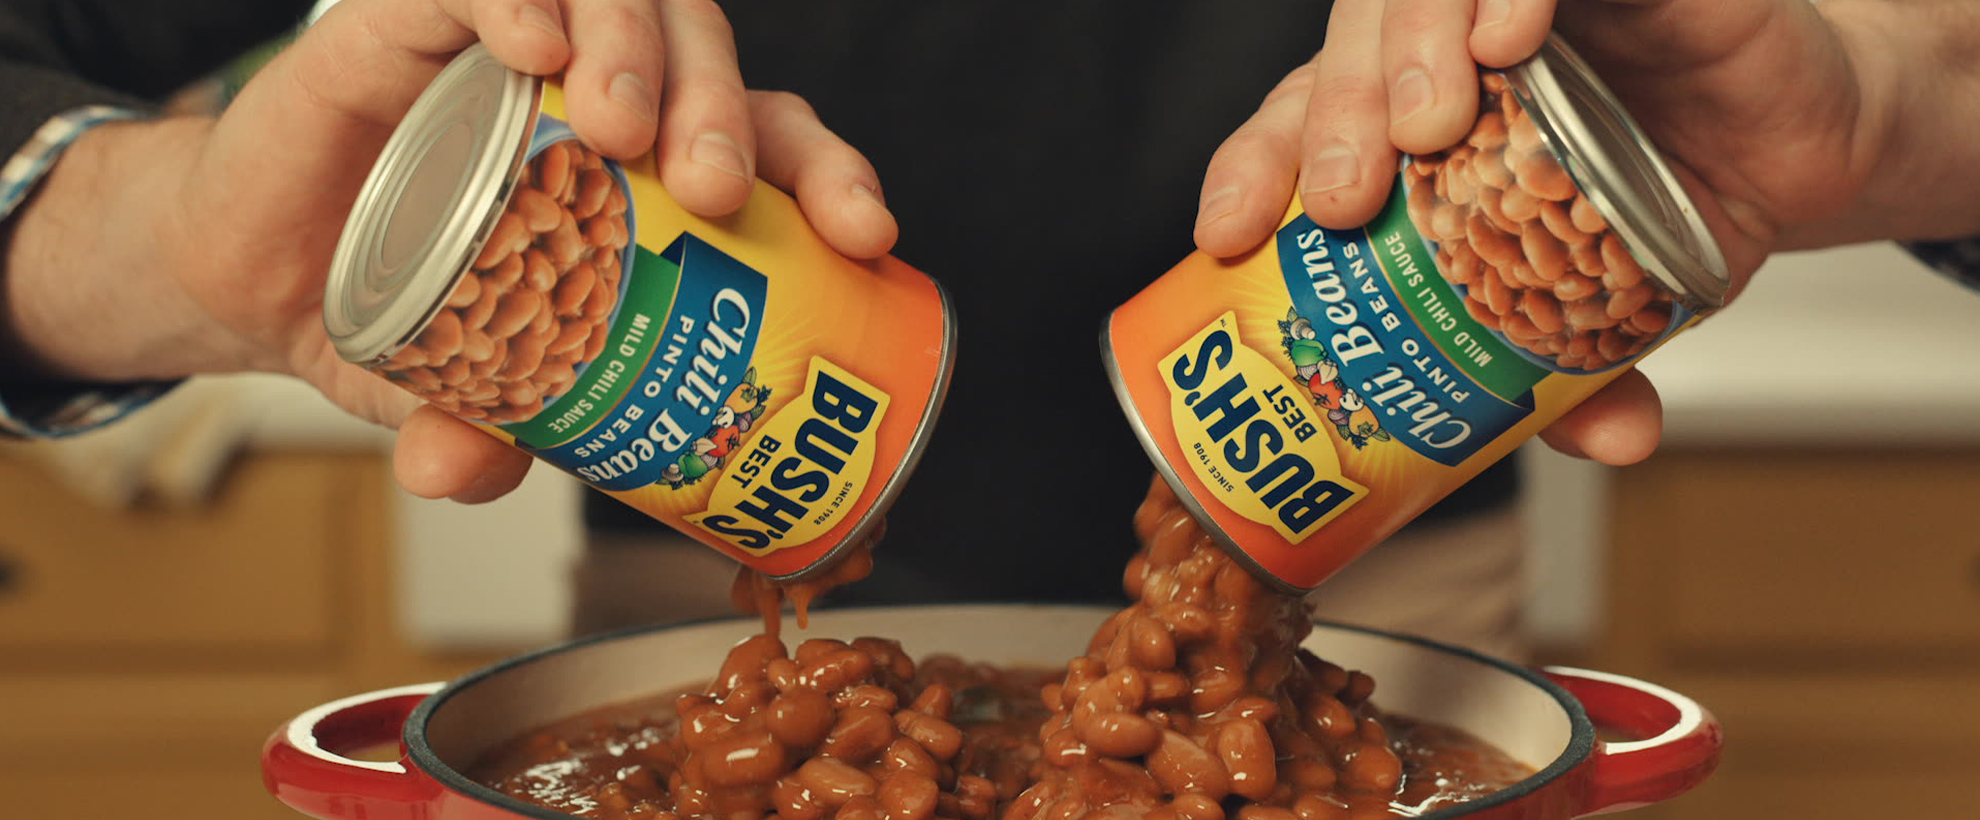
[198,0,570,203]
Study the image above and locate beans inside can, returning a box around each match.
[1103,34,1729,592]
[324,45,955,582]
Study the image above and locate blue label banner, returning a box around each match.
[1275,214,1537,465]
[526,233,769,490]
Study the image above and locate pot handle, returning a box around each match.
[1542,666,1722,817]
[262,682,446,820]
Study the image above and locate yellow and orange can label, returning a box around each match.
[331,52,952,581]
[1105,44,1732,592]
[1104,196,1697,593]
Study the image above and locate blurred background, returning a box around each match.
[4,1,1980,815]
[3,239,1974,819]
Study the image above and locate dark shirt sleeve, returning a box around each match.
[0,0,313,437]
[0,0,313,148]
[1902,239,1980,294]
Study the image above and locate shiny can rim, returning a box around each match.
[323,43,540,365]
[1503,33,1731,312]
[1099,315,1312,595]
[770,278,959,583]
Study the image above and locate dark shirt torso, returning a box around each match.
[0,0,1517,604]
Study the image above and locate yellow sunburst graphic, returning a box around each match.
[603,287,834,519]
[1226,255,1432,507]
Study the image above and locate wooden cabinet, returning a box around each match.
[1565,448,1980,819]
[0,454,339,651]
[0,452,516,820]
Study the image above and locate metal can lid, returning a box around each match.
[1506,34,1731,310]
[322,44,539,364]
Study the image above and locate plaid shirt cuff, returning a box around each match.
[1,105,182,439]
[1902,238,1980,294]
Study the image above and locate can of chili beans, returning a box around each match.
[323,44,955,581]
[1103,34,1728,593]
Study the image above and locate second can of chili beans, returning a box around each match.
[323,45,954,582]
[1104,34,1729,593]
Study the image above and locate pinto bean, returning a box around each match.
[700,730,786,787]
[1600,234,1647,289]
[893,710,962,760]
[1467,111,1507,150]
[908,684,953,722]
[473,213,528,270]
[1565,298,1622,332]
[881,738,940,779]
[1073,712,1160,758]
[1522,290,1565,333]
[1474,150,1516,196]
[1508,108,1542,154]
[535,142,572,200]
[877,771,938,820]
[1463,296,1503,330]
[445,271,482,308]
[512,186,563,233]
[836,685,899,713]
[1213,720,1277,801]
[419,309,465,359]
[1499,185,1541,223]
[803,650,877,692]
[1482,275,1515,316]
[1339,742,1403,793]
[1514,151,1577,201]
[1553,273,1601,302]
[547,210,585,270]
[1533,200,1586,249]
[573,169,614,219]
[766,690,836,749]
[1570,194,1608,234]
[798,758,878,807]
[1608,284,1654,320]
[820,706,895,762]
[1630,302,1673,335]
[1466,216,1522,268]
[1147,730,1229,800]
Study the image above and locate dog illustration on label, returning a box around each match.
[1278,308,1391,449]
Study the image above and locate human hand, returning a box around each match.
[3,0,897,502]
[1188,0,1900,465]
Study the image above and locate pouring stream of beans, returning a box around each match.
[460,46,1730,820]
[470,476,1530,820]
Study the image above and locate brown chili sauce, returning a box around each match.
[470,479,1533,819]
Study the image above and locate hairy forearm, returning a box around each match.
[0,117,233,385]
[1788,0,1980,246]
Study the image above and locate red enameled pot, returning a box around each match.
[263,604,1721,819]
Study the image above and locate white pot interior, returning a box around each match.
[418,603,1580,781]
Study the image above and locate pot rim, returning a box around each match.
[403,603,1596,819]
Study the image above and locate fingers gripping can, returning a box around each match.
[324,45,955,581]
[1104,35,1729,593]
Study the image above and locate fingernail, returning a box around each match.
[1197,185,1242,226]
[1391,68,1435,123]
[1303,143,1361,195]
[690,132,751,180]
[519,4,564,40]
[851,182,887,208]
[1477,0,1512,28]
[608,72,657,122]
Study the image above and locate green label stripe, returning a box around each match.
[1367,185,1548,401]
[503,247,681,447]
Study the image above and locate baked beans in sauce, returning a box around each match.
[470,480,1531,819]
[732,523,886,640]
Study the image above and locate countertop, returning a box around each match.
[1639,241,1980,445]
